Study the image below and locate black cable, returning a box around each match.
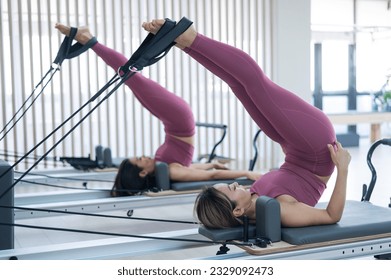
[0,149,58,162]
[0,72,124,199]
[1,204,197,224]
[15,178,154,194]
[15,170,114,183]
[0,27,80,142]
[17,179,97,191]
[0,221,253,247]
[1,17,193,199]
[4,158,59,168]
[15,172,157,195]
[0,222,213,245]
[0,67,59,142]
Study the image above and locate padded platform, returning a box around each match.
[199,224,257,242]
[198,200,391,246]
[283,200,391,245]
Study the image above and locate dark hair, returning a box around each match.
[194,186,242,229]
[111,159,156,197]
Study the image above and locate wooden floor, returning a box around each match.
[9,138,391,259]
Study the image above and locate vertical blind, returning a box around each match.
[0,0,279,171]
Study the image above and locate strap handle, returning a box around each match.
[52,27,77,66]
[65,37,98,59]
[120,17,193,75]
[52,27,98,66]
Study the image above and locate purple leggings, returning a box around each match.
[92,43,195,137]
[184,34,336,176]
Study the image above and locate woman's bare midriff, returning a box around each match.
[315,174,331,185]
[171,134,194,146]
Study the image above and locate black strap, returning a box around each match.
[0,18,192,199]
[52,27,98,65]
[65,37,98,59]
[0,27,97,142]
[120,17,193,74]
[52,27,77,66]
[121,18,177,70]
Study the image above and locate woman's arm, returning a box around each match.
[278,142,351,227]
[168,163,261,181]
[189,162,229,170]
[324,141,351,222]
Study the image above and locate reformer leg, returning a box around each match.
[0,160,14,250]
[375,253,391,260]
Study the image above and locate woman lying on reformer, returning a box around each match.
[142,18,352,228]
[55,23,261,197]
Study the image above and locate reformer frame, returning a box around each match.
[198,199,391,260]
[11,127,262,219]
[1,139,391,259]
[58,122,231,170]
[2,198,391,260]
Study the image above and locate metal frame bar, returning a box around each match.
[15,189,109,206]
[14,192,197,220]
[2,229,391,260]
[13,167,198,220]
[0,228,205,260]
[15,168,116,184]
[202,236,391,260]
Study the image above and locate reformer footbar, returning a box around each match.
[361,138,391,202]
[0,17,193,201]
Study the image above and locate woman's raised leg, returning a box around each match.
[143,20,336,175]
[55,23,195,137]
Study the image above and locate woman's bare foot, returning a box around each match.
[142,19,197,49]
[55,23,93,45]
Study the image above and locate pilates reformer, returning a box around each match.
[1,159,221,260]
[59,122,235,170]
[11,110,262,214]
[2,140,390,260]
[2,139,389,260]
[197,138,391,260]
[10,127,262,220]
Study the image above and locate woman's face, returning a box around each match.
[129,156,155,174]
[214,182,252,210]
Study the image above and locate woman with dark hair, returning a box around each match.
[142,19,351,228]
[55,23,261,197]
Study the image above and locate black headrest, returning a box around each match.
[198,196,281,243]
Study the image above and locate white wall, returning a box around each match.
[272,0,312,102]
